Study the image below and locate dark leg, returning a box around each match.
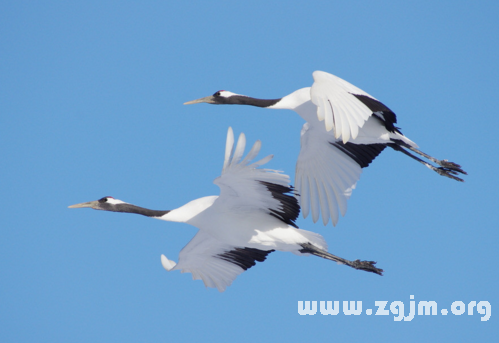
[406,145,466,173]
[299,243,383,275]
[389,142,467,182]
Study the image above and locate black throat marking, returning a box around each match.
[216,95,281,108]
[101,203,170,218]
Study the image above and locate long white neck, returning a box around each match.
[267,87,317,122]
[267,87,311,110]
[157,196,218,223]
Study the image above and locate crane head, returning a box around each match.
[68,196,124,210]
[184,90,240,105]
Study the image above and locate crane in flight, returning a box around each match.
[69,128,382,292]
[184,71,466,226]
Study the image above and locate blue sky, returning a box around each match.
[1,1,497,341]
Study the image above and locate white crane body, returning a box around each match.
[184,71,466,226]
[70,128,382,292]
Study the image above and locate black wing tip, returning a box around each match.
[332,142,386,169]
[259,181,300,228]
[351,94,401,133]
[218,248,274,270]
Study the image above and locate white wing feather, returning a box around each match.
[311,71,375,143]
[215,128,292,216]
[296,124,361,226]
[223,127,235,171]
[167,230,252,292]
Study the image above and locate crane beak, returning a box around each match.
[68,200,99,209]
[184,95,216,105]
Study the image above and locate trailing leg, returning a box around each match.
[389,141,466,182]
[299,243,383,275]
[405,145,466,174]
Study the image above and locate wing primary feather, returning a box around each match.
[308,174,320,223]
[299,174,310,219]
[316,97,325,121]
[251,154,273,167]
[223,127,235,172]
[232,133,246,165]
[331,98,342,139]
[240,140,261,166]
[325,99,334,132]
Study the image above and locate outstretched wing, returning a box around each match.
[213,127,300,228]
[311,71,377,143]
[161,230,273,292]
[295,123,385,226]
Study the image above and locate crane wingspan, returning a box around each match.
[213,128,300,227]
[311,71,377,143]
[164,230,273,292]
[295,124,365,226]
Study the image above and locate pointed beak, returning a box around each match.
[184,95,216,105]
[68,200,99,209]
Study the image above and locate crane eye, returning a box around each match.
[98,197,110,203]
[214,91,221,96]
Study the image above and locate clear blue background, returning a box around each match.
[1,1,497,341]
